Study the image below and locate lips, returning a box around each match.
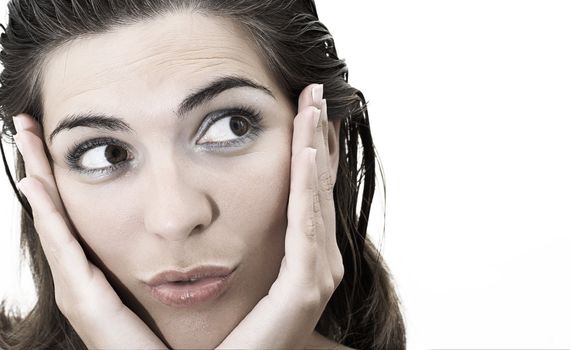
[146,265,236,286]
[144,265,236,307]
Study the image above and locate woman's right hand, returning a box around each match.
[13,114,167,349]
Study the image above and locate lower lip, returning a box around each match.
[148,271,234,307]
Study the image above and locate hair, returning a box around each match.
[0,0,406,349]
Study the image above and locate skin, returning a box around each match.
[13,10,350,349]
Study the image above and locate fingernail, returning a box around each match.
[13,115,24,134]
[312,84,323,106]
[313,108,321,129]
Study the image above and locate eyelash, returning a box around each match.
[64,106,264,178]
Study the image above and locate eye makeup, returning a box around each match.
[195,106,263,151]
[65,136,132,177]
[63,106,264,178]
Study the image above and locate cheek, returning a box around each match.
[219,144,292,241]
[53,171,134,261]
[210,121,293,236]
[211,140,292,314]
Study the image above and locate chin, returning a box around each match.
[129,258,280,349]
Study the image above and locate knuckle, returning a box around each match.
[322,278,335,297]
[332,263,345,287]
[312,190,321,214]
[32,212,47,229]
[54,293,68,314]
[298,288,322,313]
[56,297,91,324]
[315,117,323,132]
[294,106,319,130]
[72,300,99,324]
[73,302,97,322]
[293,109,307,130]
[318,171,334,199]
[304,215,317,239]
[54,291,75,318]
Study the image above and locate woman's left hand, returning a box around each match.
[217,83,344,349]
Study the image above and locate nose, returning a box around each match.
[143,158,213,241]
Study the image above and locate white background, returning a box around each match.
[1,1,570,349]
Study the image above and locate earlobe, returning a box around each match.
[328,119,341,185]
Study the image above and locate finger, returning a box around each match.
[320,98,330,152]
[297,83,323,112]
[16,177,92,289]
[299,83,343,287]
[13,115,69,225]
[292,84,323,159]
[13,113,43,139]
[312,100,344,286]
[311,99,336,269]
[292,106,320,161]
[312,100,333,201]
[285,147,322,287]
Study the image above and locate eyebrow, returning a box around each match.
[48,76,275,144]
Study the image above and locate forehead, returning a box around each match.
[40,10,276,132]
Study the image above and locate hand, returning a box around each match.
[13,115,168,349]
[217,83,344,349]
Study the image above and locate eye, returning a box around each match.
[65,137,133,177]
[198,115,252,144]
[81,145,129,168]
[195,107,264,151]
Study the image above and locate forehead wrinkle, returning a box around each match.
[97,33,250,76]
[41,11,279,131]
[46,30,260,99]
[144,55,255,79]
[53,53,260,108]
[44,43,261,111]
[88,12,250,76]
[118,48,255,76]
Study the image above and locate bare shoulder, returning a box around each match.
[304,331,355,350]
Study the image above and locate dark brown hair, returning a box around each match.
[0,0,406,349]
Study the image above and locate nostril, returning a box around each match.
[192,224,205,234]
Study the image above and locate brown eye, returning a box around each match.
[198,115,253,144]
[81,145,129,168]
[194,107,264,151]
[65,136,135,177]
[229,116,250,137]
[104,145,129,164]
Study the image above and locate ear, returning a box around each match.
[328,118,341,185]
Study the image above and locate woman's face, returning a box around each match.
[40,11,295,348]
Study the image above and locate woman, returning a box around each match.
[0,0,405,349]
